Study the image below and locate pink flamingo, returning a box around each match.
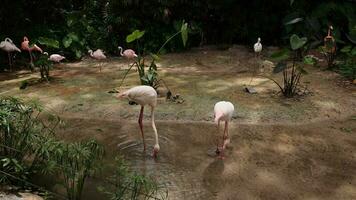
[21,36,43,66]
[0,38,21,71]
[116,85,160,157]
[118,46,138,59]
[88,49,106,72]
[214,101,234,158]
[43,52,65,63]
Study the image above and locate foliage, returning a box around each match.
[268,34,308,98]
[34,53,52,81]
[98,157,167,200]
[119,22,188,89]
[51,139,104,200]
[338,45,356,80]
[0,97,60,185]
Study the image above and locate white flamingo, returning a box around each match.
[214,101,234,158]
[0,38,21,71]
[254,37,262,57]
[116,85,160,157]
[88,49,106,72]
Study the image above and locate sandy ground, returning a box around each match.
[1,45,356,200]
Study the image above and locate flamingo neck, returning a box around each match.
[118,47,124,56]
[151,107,159,147]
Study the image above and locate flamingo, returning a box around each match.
[0,38,21,71]
[88,49,106,72]
[43,52,65,63]
[116,85,160,157]
[254,37,262,57]
[118,46,138,59]
[214,101,234,158]
[21,36,43,66]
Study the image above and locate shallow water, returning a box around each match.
[53,118,356,200]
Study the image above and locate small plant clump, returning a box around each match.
[98,156,167,200]
[268,34,308,98]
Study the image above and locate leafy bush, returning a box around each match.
[339,46,356,80]
[0,97,60,184]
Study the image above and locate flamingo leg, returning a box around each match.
[138,105,146,151]
[8,52,12,71]
[219,121,228,158]
[216,120,220,154]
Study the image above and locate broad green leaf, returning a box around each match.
[303,56,316,65]
[126,30,145,43]
[75,50,82,58]
[63,37,72,48]
[273,62,288,73]
[290,34,307,50]
[37,37,59,49]
[67,32,79,42]
[181,22,188,47]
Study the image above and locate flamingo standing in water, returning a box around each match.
[116,85,160,157]
[0,38,21,71]
[88,49,106,72]
[21,36,43,66]
[214,101,234,158]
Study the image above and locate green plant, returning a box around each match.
[338,45,356,80]
[119,21,188,89]
[51,139,104,200]
[98,157,167,200]
[0,97,60,184]
[268,34,308,97]
[34,53,53,82]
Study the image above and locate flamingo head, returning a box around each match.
[329,25,333,30]
[258,37,261,42]
[23,36,28,41]
[118,46,122,50]
[116,91,129,99]
[43,52,49,56]
[88,49,93,54]
[214,111,224,123]
[152,144,160,158]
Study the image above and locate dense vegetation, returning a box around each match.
[0,97,165,200]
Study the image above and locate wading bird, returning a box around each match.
[116,85,160,157]
[254,37,262,57]
[21,36,43,66]
[88,49,106,72]
[44,52,65,63]
[214,101,234,158]
[0,38,21,71]
[118,46,138,59]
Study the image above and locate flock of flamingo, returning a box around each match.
[0,36,263,159]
